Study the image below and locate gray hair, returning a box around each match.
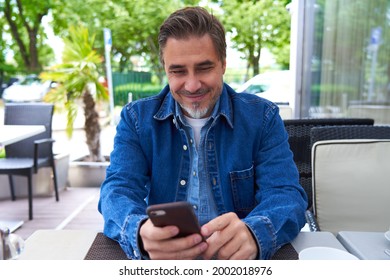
[158,6,226,66]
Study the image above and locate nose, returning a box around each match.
[184,74,202,93]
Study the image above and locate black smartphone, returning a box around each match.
[146,201,202,238]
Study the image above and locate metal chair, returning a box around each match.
[0,103,59,220]
[307,125,390,232]
[283,118,374,210]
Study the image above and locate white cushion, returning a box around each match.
[312,139,390,234]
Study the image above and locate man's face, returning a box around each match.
[163,34,226,119]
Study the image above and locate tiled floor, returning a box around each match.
[0,186,104,240]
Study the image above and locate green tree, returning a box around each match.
[220,0,291,78]
[40,25,108,162]
[0,0,57,72]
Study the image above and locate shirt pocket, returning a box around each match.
[229,165,256,218]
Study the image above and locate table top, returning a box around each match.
[0,125,46,148]
[18,230,98,260]
[337,231,390,260]
[18,229,347,260]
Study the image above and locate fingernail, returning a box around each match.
[171,227,179,235]
[194,235,202,244]
[201,226,208,236]
[199,242,208,252]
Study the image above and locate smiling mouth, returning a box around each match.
[186,93,206,102]
[180,89,209,101]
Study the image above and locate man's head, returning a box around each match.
[158,6,226,67]
[158,7,227,119]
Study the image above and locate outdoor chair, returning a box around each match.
[0,103,59,220]
[305,125,390,232]
[283,118,374,211]
[309,137,390,234]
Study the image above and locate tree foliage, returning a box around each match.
[0,0,57,72]
[49,0,187,83]
[1,0,291,81]
[220,0,291,78]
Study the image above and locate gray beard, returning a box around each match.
[181,102,210,119]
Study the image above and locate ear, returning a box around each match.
[222,59,227,74]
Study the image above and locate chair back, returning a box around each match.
[312,138,390,234]
[311,125,390,144]
[4,103,54,158]
[283,118,374,209]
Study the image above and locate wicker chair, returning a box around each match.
[0,103,59,220]
[283,118,374,211]
[306,125,390,232]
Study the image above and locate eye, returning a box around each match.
[168,67,187,75]
[199,67,212,72]
[171,70,185,74]
[196,64,214,73]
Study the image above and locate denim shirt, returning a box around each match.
[179,103,219,226]
[98,83,308,260]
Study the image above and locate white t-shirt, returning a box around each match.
[184,116,208,148]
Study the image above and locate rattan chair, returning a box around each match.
[283,118,374,210]
[0,103,59,220]
[306,125,390,232]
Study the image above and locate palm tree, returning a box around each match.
[41,25,108,162]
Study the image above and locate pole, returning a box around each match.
[103,28,115,126]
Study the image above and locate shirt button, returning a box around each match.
[190,139,193,144]
[173,119,176,125]
[183,145,188,151]
[193,171,196,176]
[180,180,186,186]
[192,204,198,210]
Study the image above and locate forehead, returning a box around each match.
[162,35,219,66]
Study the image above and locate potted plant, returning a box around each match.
[41,25,109,188]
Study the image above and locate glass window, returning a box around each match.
[297,0,390,124]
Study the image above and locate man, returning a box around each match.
[98,6,307,260]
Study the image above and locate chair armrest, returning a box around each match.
[33,138,56,172]
[305,210,320,232]
[34,138,55,145]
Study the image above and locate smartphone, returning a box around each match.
[146,201,202,238]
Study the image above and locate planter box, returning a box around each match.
[68,156,109,188]
[0,153,70,199]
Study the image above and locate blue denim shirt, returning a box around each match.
[179,102,219,226]
[98,83,308,260]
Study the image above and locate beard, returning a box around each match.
[181,102,211,119]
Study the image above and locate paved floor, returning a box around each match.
[0,187,104,240]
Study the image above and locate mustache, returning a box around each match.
[176,88,210,96]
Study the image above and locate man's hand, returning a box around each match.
[200,212,258,260]
[139,219,208,259]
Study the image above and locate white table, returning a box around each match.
[337,231,390,260]
[17,229,348,260]
[0,125,46,148]
[0,124,46,232]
